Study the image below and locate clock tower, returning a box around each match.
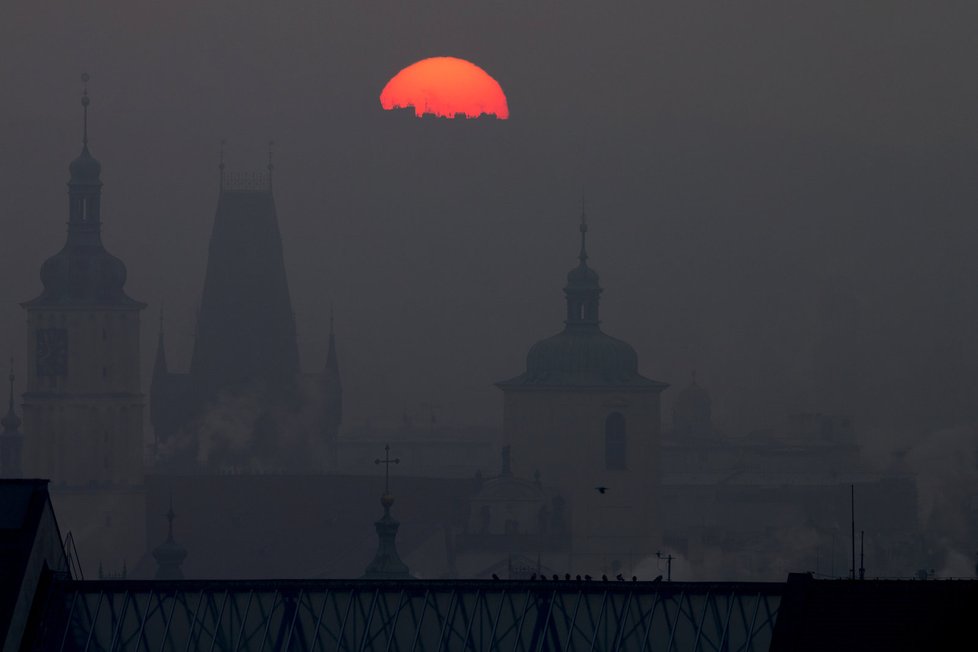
[21,78,146,489]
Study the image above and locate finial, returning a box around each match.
[579,192,589,264]
[80,73,91,147]
[166,493,175,541]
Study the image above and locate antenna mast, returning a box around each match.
[850,484,856,580]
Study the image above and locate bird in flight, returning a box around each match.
[595,486,609,494]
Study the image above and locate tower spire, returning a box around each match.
[2,358,21,433]
[362,444,411,579]
[1,358,24,477]
[579,192,589,264]
[81,73,90,147]
[153,493,187,579]
[267,140,274,187]
[218,139,226,189]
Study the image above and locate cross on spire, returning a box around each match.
[374,443,400,495]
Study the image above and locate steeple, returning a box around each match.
[24,74,142,309]
[322,306,343,439]
[362,445,412,579]
[152,495,188,579]
[564,201,602,331]
[68,73,103,232]
[0,359,24,477]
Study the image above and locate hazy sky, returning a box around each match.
[2,1,978,437]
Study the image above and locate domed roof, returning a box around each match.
[498,210,667,390]
[33,244,135,306]
[524,329,641,385]
[68,146,101,185]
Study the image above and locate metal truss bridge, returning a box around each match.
[30,578,782,651]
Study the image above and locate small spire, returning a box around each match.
[165,493,175,542]
[81,73,90,147]
[579,192,589,264]
[218,139,226,188]
[267,140,274,186]
[2,357,21,433]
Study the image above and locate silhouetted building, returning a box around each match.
[21,82,145,488]
[150,157,342,471]
[19,80,147,577]
[0,365,24,478]
[497,210,668,574]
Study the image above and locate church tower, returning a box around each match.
[21,77,146,487]
[189,149,299,405]
[497,209,667,575]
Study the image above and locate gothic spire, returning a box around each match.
[1,360,25,478]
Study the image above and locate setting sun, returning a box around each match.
[380,57,509,120]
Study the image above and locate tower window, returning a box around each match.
[605,412,626,470]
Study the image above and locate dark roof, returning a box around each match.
[769,573,978,651]
[0,480,66,647]
[498,327,668,390]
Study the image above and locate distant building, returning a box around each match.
[150,156,341,472]
[497,211,668,575]
[19,82,146,575]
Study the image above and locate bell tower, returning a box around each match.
[497,205,668,575]
[21,75,146,488]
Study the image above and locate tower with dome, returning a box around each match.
[497,209,668,575]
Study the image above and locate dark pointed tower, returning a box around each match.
[0,360,24,478]
[21,74,146,487]
[152,497,188,579]
[497,202,667,574]
[189,141,299,404]
[362,445,412,579]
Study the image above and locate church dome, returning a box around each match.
[525,329,639,385]
[37,245,131,305]
[68,146,101,185]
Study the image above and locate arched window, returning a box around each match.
[605,412,626,470]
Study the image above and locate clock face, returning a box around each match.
[36,328,68,377]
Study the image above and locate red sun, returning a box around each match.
[380,57,509,120]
